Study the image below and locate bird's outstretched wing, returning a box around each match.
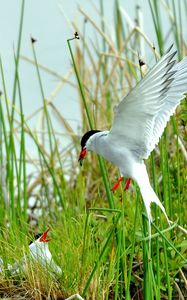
[109,45,187,160]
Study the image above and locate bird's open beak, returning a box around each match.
[39,228,51,243]
[78,148,87,166]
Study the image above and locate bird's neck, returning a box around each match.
[30,242,51,259]
[87,131,109,154]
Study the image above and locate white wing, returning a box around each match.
[109,45,187,160]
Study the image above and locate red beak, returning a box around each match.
[78,148,87,166]
[39,228,51,243]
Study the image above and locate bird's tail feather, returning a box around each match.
[140,182,170,228]
[133,163,170,237]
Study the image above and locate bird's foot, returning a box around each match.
[124,178,131,191]
[111,177,124,192]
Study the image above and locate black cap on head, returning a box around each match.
[29,233,42,245]
[81,130,101,149]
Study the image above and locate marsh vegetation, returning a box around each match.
[0,0,186,299]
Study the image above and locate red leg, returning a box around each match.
[124,178,131,191]
[111,177,124,192]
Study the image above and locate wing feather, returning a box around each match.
[109,46,187,159]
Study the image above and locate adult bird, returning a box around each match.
[29,228,62,274]
[78,45,187,227]
[7,228,62,275]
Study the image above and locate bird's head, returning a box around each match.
[29,228,53,264]
[29,228,51,247]
[78,130,101,166]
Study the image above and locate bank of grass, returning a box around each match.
[0,0,187,299]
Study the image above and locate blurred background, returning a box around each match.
[1,0,186,137]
